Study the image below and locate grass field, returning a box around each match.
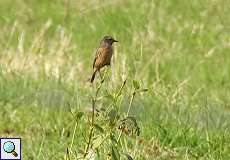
[0,0,230,159]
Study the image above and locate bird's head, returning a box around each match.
[102,36,118,45]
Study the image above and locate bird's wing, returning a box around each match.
[93,48,99,68]
[93,58,97,68]
[93,47,104,68]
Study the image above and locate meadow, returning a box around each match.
[0,0,229,159]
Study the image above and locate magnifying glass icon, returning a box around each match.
[3,141,18,157]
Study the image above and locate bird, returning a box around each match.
[90,36,118,83]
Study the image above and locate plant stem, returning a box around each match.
[105,79,127,113]
[117,89,136,143]
[65,148,71,160]
[126,90,136,117]
[115,79,127,99]
[64,0,70,23]
[83,70,107,158]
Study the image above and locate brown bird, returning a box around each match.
[90,36,118,83]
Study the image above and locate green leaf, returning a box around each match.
[139,88,148,92]
[92,136,104,149]
[108,109,117,123]
[76,111,84,119]
[119,117,140,136]
[94,124,104,133]
[105,90,116,101]
[132,80,140,90]
[111,146,120,160]
[110,134,118,145]
[122,153,134,160]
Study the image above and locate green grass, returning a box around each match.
[0,0,230,159]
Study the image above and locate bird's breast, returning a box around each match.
[95,46,113,68]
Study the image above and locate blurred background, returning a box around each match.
[0,0,229,159]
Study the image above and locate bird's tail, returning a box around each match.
[90,70,97,83]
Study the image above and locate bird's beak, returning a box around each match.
[113,39,118,42]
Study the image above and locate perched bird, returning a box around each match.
[90,36,118,83]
